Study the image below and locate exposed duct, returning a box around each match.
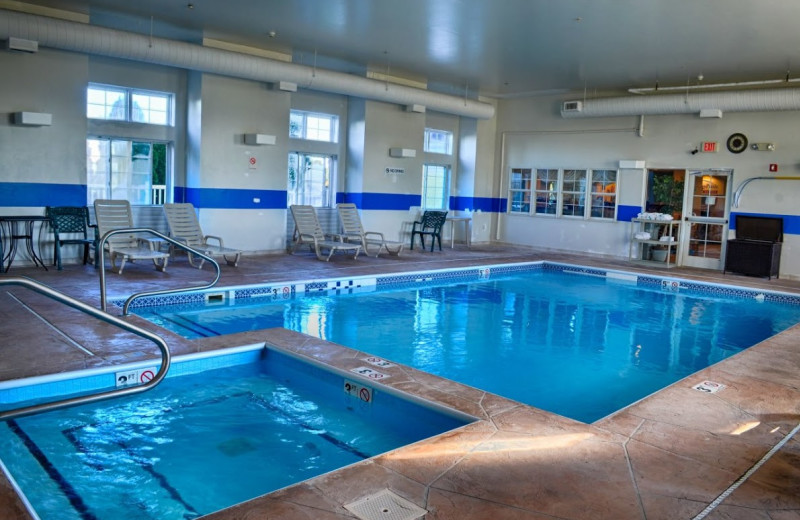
[0,9,495,120]
[561,88,800,118]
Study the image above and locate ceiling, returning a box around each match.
[8,0,800,99]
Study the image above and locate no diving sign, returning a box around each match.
[344,380,374,403]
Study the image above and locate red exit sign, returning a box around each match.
[701,141,718,153]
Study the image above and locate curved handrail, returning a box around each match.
[96,228,220,314]
[0,277,171,421]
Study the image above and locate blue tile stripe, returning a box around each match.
[0,183,87,207]
[616,205,642,222]
[175,187,286,209]
[730,211,800,235]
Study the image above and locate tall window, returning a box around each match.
[561,169,587,217]
[86,139,169,205]
[287,152,335,207]
[87,83,173,126]
[422,164,450,210]
[534,169,559,215]
[509,168,532,213]
[424,128,453,155]
[590,170,617,219]
[289,110,339,143]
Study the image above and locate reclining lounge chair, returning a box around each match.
[290,205,361,261]
[164,203,242,269]
[94,199,170,274]
[336,203,404,257]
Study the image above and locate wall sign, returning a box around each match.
[384,167,405,175]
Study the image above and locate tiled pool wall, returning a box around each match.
[112,260,800,310]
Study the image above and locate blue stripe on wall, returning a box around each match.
[730,212,800,235]
[616,205,642,222]
[339,192,421,210]
[177,187,286,209]
[451,196,506,213]
[0,183,86,207]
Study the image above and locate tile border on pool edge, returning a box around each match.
[112,260,800,310]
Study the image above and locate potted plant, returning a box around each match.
[650,172,684,217]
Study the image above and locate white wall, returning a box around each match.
[494,93,800,278]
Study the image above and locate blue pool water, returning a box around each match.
[0,348,468,520]
[136,266,800,423]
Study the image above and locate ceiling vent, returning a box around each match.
[561,100,583,113]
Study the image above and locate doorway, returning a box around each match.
[679,169,732,270]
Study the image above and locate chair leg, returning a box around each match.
[82,243,89,265]
[54,240,63,270]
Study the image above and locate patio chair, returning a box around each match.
[45,206,95,270]
[336,203,404,257]
[410,210,448,251]
[93,199,169,274]
[164,203,242,269]
[290,205,361,261]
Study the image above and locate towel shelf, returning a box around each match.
[629,218,682,268]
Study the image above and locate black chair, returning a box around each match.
[46,206,95,270]
[410,210,448,251]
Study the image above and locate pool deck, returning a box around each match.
[1,244,799,520]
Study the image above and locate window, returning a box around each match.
[590,170,617,219]
[424,128,453,155]
[87,138,170,205]
[87,83,173,126]
[422,164,450,210]
[508,168,617,219]
[287,152,335,207]
[508,168,532,213]
[289,110,339,143]
[561,169,587,217]
[534,169,559,215]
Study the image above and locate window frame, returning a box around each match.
[507,167,618,220]
[422,163,451,210]
[87,83,174,126]
[423,128,454,155]
[289,110,340,143]
[86,137,172,206]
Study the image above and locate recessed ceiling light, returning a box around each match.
[187,3,194,9]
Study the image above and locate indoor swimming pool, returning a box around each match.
[133,262,800,423]
[0,346,469,520]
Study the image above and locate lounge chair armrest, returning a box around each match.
[364,231,385,241]
[204,234,224,247]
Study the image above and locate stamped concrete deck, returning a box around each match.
[1,244,798,520]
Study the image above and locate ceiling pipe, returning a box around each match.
[561,88,800,119]
[0,9,495,120]
[628,78,800,95]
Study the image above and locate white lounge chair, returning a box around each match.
[336,203,403,257]
[93,199,169,274]
[163,203,241,269]
[290,205,361,261]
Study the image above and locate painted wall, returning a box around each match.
[187,73,291,252]
[494,93,800,278]
[0,48,87,207]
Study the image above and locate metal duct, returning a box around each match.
[561,88,800,118]
[0,9,495,120]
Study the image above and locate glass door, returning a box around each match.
[679,169,732,269]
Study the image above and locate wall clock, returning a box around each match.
[726,133,748,153]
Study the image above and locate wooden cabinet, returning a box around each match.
[629,218,681,268]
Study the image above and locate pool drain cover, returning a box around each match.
[344,489,427,520]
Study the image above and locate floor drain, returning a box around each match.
[344,489,427,520]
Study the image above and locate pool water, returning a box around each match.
[0,349,468,520]
[137,268,800,423]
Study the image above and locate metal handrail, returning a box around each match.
[96,228,220,314]
[0,277,171,421]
